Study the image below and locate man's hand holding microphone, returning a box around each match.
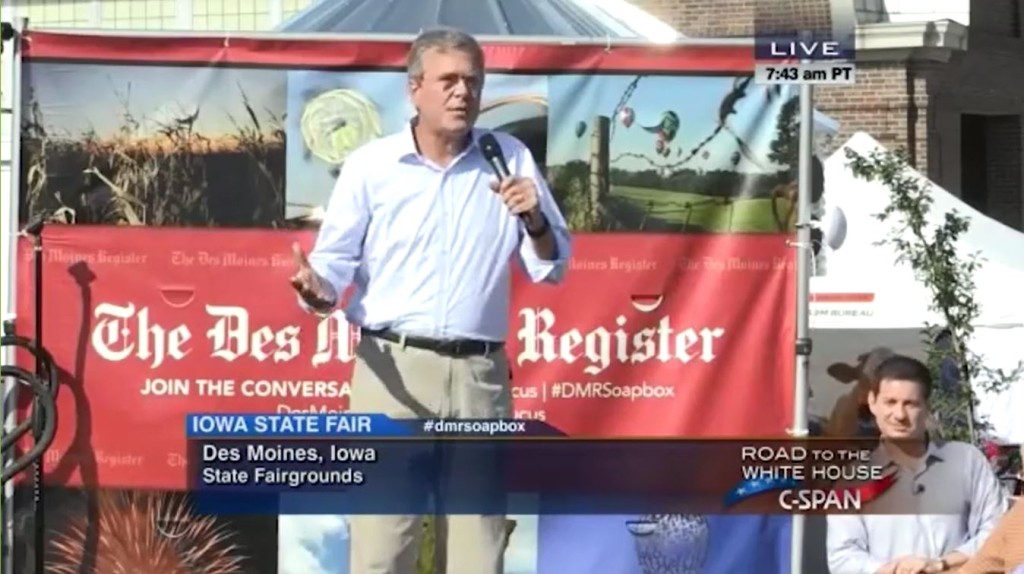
[290,242,335,313]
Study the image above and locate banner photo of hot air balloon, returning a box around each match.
[547,74,801,233]
[284,71,549,223]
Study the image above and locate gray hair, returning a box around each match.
[406,27,485,80]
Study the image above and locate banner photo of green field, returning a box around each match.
[14,32,801,574]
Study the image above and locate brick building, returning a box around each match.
[635,0,1024,231]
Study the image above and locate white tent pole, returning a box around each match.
[789,73,815,574]
[1,17,26,574]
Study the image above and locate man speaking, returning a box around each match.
[290,28,571,574]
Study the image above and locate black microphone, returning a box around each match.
[913,483,925,495]
[479,132,510,179]
[478,133,529,224]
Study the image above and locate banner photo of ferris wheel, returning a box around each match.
[13,32,801,574]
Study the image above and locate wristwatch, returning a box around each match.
[525,213,550,238]
[931,558,949,572]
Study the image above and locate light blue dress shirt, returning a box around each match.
[305,124,571,342]
[826,440,1008,574]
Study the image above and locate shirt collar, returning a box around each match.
[395,118,483,164]
[872,436,946,469]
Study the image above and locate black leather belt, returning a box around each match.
[361,328,503,357]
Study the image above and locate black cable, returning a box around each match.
[30,232,45,574]
[0,365,56,484]
[0,362,56,574]
[0,223,59,574]
[0,336,58,402]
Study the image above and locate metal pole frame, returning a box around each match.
[1,22,815,573]
[2,17,27,574]
[788,75,815,574]
[10,25,756,46]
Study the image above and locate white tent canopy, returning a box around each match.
[809,132,1024,443]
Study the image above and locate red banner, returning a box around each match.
[17,226,793,490]
[22,30,753,72]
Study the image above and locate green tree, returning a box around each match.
[768,95,799,170]
[549,161,597,231]
[845,146,1021,443]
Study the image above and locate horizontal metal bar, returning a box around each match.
[20,25,755,47]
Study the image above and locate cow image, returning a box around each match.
[822,347,894,438]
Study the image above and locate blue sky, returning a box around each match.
[278,513,349,574]
[284,71,547,218]
[506,513,539,574]
[547,75,795,174]
[27,62,285,138]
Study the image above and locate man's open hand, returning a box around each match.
[290,242,333,310]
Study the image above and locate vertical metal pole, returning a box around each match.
[88,0,103,27]
[30,230,44,574]
[268,0,284,28]
[789,76,814,574]
[1,17,26,574]
[176,0,193,29]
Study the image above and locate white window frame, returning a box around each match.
[9,0,287,30]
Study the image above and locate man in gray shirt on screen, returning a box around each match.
[827,355,1008,574]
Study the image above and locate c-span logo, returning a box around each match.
[723,473,898,512]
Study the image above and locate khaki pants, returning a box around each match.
[348,335,512,574]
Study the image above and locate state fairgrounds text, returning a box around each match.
[12,30,799,574]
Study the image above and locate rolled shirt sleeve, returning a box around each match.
[512,140,571,284]
[300,150,371,311]
[826,514,887,574]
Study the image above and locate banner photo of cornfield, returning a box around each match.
[13,32,800,574]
